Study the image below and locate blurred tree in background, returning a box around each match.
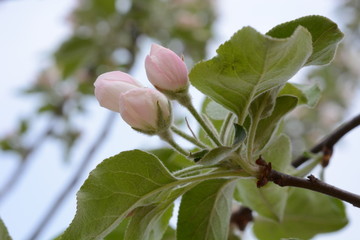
[0,0,359,239]
[0,0,216,238]
[285,0,360,158]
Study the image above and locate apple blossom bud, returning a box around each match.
[145,44,189,93]
[94,71,143,112]
[119,88,172,135]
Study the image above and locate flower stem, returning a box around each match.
[170,125,208,149]
[178,96,222,146]
[159,130,190,156]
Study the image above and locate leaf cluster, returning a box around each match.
[58,16,348,240]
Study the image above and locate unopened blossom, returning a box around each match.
[94,71,142,112]
[119,88,172,134]
[145,44,189,93]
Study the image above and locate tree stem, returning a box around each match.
[269,170,360,208]
[292,113,360,167]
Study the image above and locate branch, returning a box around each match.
[292,113,360,167]
[270,170,360,208]
[230,206,253,231]
[230,113,360,232]
[28,112,117,240]
[256,158,360,208]
[0,119,55,204]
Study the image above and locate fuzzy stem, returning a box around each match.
[174,165,216,177]
[232,153,258,176]
[170,125,207,149]
[182,100,222,146]
[159,130,190,156]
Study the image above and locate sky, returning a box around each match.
[0,0,359,239]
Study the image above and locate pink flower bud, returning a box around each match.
[94,71,142,112]
[119,88,172,134]
[145,44,189,92]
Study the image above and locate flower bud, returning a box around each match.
[145,44,189,93]
[119,88,172,135]
[94,71,142,112]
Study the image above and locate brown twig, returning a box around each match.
[256,157,360,208]
[270,170,360,208]
[27,112,117,240]
[292,113,360,167]
[230,113,360,232]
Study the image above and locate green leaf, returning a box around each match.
[279,82,321,107]
[234,135,291,221]
[177,179,236,240]
[253,96,298,152]
[104,218,129,240]
[197,146,234,166]
[0,218,12,240]
[150,148,194,172]
[233,124,246,146]
[262,134,292,173]
[161,226,176,240]
[189,149,209,162]
[253,188,348,240]
[205,100,231,121]
[55,36,94,78]
[62,150,178,240]
[92,0,116,15]
[267,15,344,66]
[234,180,288,221]
[190,26,312,120]
[125,204,173,240]
[249,86,281,120]
[125,182,197,240]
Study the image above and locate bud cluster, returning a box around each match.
[94,44,189,135]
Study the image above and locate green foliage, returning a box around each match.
[232,124,247,146]
[279,83,321,107]
[104,218,129,240]
[235,135,292,221]
[197,146,234,166]
[55,37,95,78]
[61,150,178,239]
[177,179,236,240]
[267,15,344,66]
[253,188,348,240]
[252,96,298,153]
[124,204,173,240]
[61,15,349,240]
[150,148,194,172]
[190,26,312,120]
[0,218,12,240]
